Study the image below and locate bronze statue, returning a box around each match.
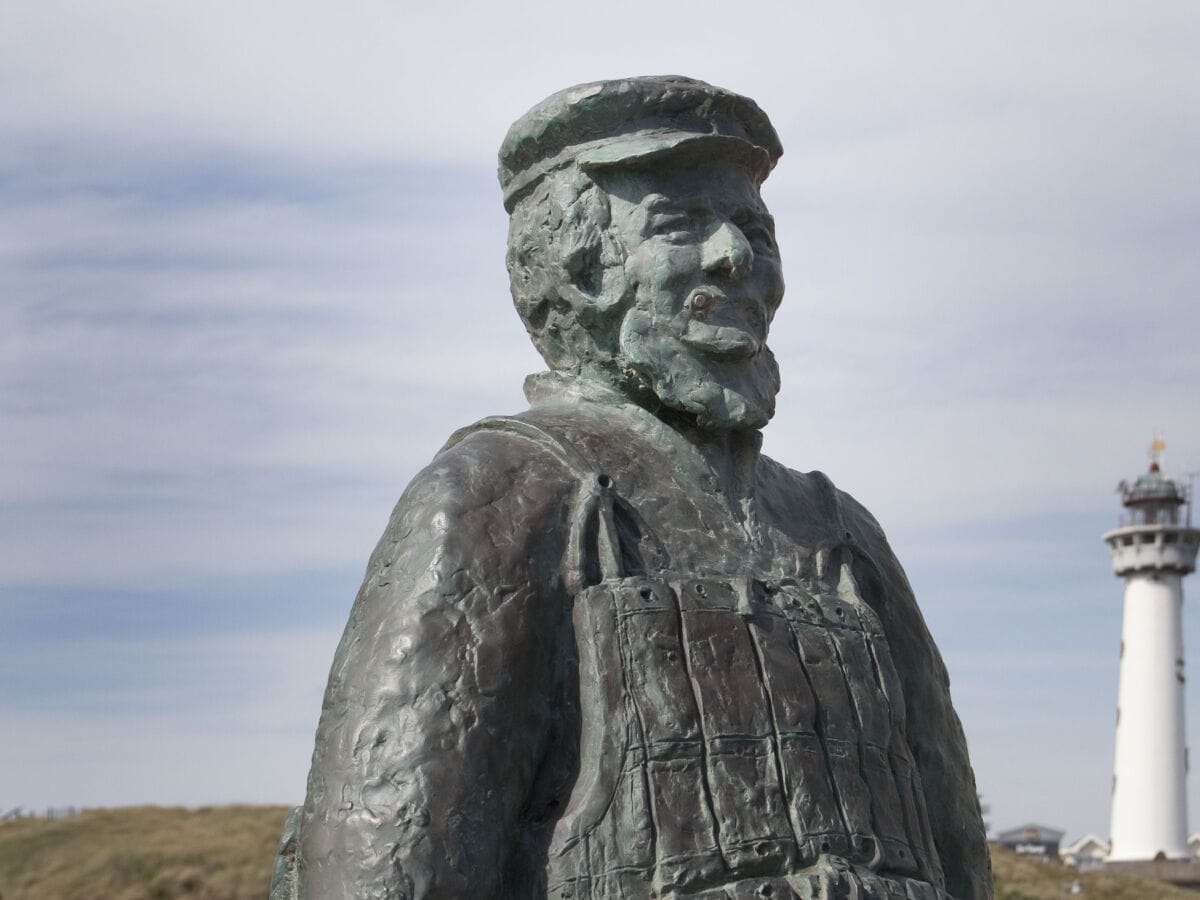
[273,76,991,900]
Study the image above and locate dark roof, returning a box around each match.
[996,823,1066,843]
[1122,469,1185,506]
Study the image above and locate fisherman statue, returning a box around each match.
[272,76,992,900]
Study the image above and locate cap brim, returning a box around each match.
[503,131,773,212]
[576,132,771,178]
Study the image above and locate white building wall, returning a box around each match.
[1109,571,1189,860]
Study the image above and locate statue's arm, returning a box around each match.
[297,431,572,899]
[843,497,993,900]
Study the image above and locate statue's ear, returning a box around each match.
[558,224,627,322]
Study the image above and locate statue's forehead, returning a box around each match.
[594,162,768,213]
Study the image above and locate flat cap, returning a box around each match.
[499,75,783,212]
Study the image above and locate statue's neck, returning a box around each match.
[525,368,763,505]
[672,418,763,507]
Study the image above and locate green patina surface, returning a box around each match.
[278,77,993,900]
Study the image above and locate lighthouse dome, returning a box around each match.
[1122,464,1185,508]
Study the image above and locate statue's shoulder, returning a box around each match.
[439,407,610,477]
[365,412,585,571]
[443,401,646,475]
[385,402,646,542]
[757,454,893,557]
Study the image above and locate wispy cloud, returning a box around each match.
[2,0,1198,842]
[0,624,340,807]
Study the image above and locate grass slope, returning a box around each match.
[0,806,290,900]
[2,807,1197,899]
[991,844,1197,900]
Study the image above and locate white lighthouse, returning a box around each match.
[1105,449,1200,862]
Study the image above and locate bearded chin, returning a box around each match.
[617,323,781,432]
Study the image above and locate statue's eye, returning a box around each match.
[648,212,692,237]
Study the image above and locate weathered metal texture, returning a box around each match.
[275,76,992,899]
[551,569,945,897]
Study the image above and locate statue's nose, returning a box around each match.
[701,221,754,279]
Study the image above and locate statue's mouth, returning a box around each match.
[680,326,762,359]
[679,288,766,359]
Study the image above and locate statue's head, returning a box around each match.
[500,76,785,432]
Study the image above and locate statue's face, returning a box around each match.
[594,158,784,431]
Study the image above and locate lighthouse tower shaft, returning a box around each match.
[1105,466,1200,862]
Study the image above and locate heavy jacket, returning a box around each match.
[286,372,991,899]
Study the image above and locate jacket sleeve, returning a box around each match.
[842,495,993,900]
[297,429,575,899]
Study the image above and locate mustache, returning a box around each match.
[680,288,768,359]
[685,287,767,328]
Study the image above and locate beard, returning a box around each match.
[617,307,781,431]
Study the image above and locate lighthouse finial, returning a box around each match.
[1150,436,1167,472]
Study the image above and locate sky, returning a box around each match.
[2,1,1199,845]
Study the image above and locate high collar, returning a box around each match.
[524,369,633,410]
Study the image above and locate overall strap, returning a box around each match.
[446,416,623,591]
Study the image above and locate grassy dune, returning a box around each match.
[990,845,1198,900]
[2,806,1197,899]
[0,806,289,900]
